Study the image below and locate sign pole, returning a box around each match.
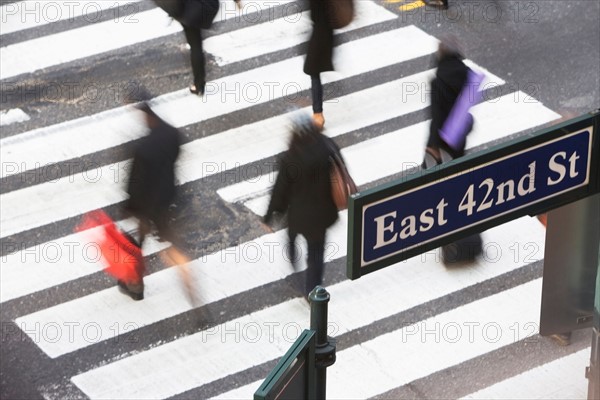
[588,251,600,400]
[309,286,336,399]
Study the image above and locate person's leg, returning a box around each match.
[304,231,326,296]
[311,74,325,128]
[183,26,206,94]
[160,246,199,306]
[117,218,149,300]
[287,228,299,269]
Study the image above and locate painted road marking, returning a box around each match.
[0,25,439,180]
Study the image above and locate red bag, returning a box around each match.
[77,211,144,284]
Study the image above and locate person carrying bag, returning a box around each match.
[423,36,484,264]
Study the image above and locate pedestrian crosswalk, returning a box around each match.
[0,1,591,399]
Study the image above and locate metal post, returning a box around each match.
[309,286,336,399]
[588,253,600,400]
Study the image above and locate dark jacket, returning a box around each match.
[303,0,334,75]
[127,118,181,224]
[427,53,470,158]
[153,0,219,29]
[266,132,339,239]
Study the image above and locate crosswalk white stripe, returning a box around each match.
[15,216,346,358]
[0,64,509,302]
[72,298,311,399]
[219,91,561,217]
[0,218,171,303]
[0,0,295,80]
[15,209,543,359]
[204,1,396,66]
[210,381,261,399]
[0,91,555,307]
[4,34,482,239]
[461,349,590,399]
[0,107,30,126]
[0,8,179,80]
[69,225,545,399]
[327,279,544,399]
[0,0,144,35]
[215,345,592,399]
[0,25,441,180]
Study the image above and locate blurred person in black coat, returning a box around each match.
[264,114,340,297]
[423,37,483,265]
[424,36,470,167]
[123,102,196,302]
[304,0,334,129]
[127,104,181,238]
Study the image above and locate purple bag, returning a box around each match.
[440,69,485,151]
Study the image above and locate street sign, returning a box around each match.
[347,111,600,279]
[254,329,316,400]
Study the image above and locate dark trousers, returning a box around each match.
[289,229,326,295]
[311,74,324,113]
[183,25,206,90]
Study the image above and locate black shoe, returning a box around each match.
[117,280,144,301]
[189,84,205,96]
[424,0,448,9]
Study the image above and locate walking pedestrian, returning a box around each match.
[154,0,241,96]
[422,36,484,264]
[263,114,340,297]
[123,101,195,302]
[423,35,472,167]
[304,0,335,129]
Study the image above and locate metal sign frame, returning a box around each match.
[254,329,316,400]
[347,111,600,280]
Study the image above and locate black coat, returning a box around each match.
[266,133,339,240]
[427,54,470,158]
[153,0,219,29]
[127,119,181,224]
[303,0,334,75]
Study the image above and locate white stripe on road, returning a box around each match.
[0,83,552,243]
[15,204,546,360]
[204,1,396,65]
[0,107,30,126]
[0,0,144,35]
[210,381,262,400]
[327,279,544,398]
[0,29,460,239]
[73,298,312,399]
[462,349,590,400]
[0,25,441,179]
[218,91,561,217]
[1,86,552,303]
[0,218,171,303]
[70,220,545,398]
[1,66,482,299]
[0,8,179,80]
[15,214,346,358]
[0,0,294,80]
